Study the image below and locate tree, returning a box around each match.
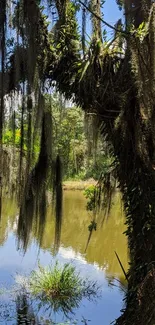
[45,93,111,180]
[44,1,155,324]
[45,93,87,178]
[0,0,155,323]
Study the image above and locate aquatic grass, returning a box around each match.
[29,261,99,316]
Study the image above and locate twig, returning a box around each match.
[115,251,129,282]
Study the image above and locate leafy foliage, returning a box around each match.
[45,93,111,180]
[84,185,96,211]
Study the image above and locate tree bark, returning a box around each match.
[111,88,155,324]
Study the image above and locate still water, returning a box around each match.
[0,191,128,325]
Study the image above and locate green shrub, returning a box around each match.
[84,185,96,211]
[29,262,99,316]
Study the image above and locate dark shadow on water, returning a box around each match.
[16,294,40,325]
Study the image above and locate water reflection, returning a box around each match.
[0,190,128,281]
[39,191,128,278]
[0,198,17,245]
[16,294,40,325]
[0,190,128,324]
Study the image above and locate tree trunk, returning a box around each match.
[111,90,155,324]
[51,0,155,322]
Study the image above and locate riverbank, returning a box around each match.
[63,179,96,190]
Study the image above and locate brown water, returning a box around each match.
[0,190,128,324]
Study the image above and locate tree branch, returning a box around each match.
[78,0,130,36]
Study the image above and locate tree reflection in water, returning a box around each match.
[16,294,40,325]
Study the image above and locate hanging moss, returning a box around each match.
[17,110,48,250]
[0,0,7,219]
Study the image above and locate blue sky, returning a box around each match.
[77,0,123,40]
[104,0,122,23]
[104,0,123,37]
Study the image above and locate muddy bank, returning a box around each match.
[63,179,96,190]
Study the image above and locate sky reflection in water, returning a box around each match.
[0,191,128,324]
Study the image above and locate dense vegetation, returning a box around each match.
[3,92,112,181]
[0,0,155,324]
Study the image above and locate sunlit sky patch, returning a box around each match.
[77,0,123,40]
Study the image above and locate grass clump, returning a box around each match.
[29,261,99,316]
